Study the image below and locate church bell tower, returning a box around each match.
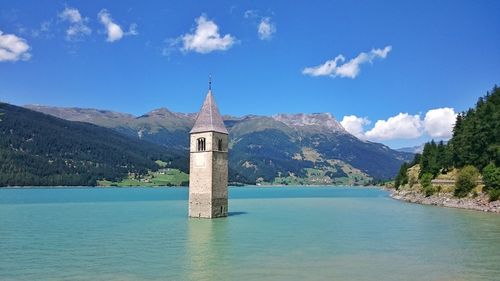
[188,78,228,218]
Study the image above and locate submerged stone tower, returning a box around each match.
[188,79,228,218]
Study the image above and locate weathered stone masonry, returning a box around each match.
[188,85,228,219]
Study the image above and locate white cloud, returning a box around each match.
[58,7,91,41]
[365,113,423,140]
[180,15,235,53]
[0,30,31,62]
[258,17,276,40]
[340,115,370,139]
[303,45,392,79]
[423,107,457,138]
[243,10,276,40]
[371,46,391,58]
[98,10,122,42]
[98,9,137,42]
[59,7,83,23]
[342,107,457,142]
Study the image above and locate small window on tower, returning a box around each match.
[218,139,223,151]
[197,138,206,151]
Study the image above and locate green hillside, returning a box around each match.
[0,103,187,186]
[395,85,500,200]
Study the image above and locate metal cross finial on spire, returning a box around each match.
[208,75,212,91]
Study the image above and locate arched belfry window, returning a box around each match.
[218,139,223,151]
[197,138,206,151]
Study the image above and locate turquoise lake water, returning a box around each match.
[1,187,499,281]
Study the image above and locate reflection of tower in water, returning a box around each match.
[184,219,229,281]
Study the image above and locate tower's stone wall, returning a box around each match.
[211,132,228,217]
[188,132,228,218]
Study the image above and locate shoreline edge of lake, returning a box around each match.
[390,189,500,214]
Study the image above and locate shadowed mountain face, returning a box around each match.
[26,105,413,183]
[0,104,188,186]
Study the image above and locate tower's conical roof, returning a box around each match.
[190,90,228,134]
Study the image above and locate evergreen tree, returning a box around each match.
[450,86,499,169]
[394,162,409,190]
[483,163,500,191]
[420,140,439,178]
[436,141,451,172]
[411,153,421,166]
[451,114,465,167]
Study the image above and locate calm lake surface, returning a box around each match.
[1,187,499,281]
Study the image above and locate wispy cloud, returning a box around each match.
[16,20,53,39]
[178,15,236,54]
[161,37,181,57]
[258,17,276,40]
[58,7,91,41]
[303,46,392,79]
[32,20,52,38]
[98,9,138,42]
[244,10,276,41]
[0,30,31,62]
[243,9,259,19]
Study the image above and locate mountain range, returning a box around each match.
[23,104,414,185]
[0,103,186,186]
[396,144,425,154]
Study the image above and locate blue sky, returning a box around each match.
[0,0,499,148]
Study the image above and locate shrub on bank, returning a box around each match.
[454,165,479,198]
[424,185,437,197]
[489,189,500,202]
[483,163,500,191]
[420,173,433,188]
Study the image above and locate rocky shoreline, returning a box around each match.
[391,189,500,214]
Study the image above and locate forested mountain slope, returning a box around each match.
[0,103,187,186]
